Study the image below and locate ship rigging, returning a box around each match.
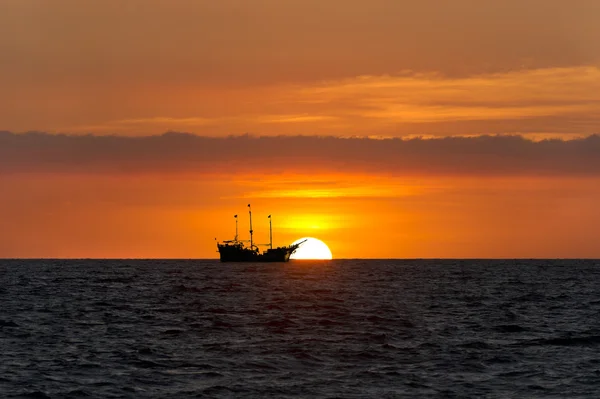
[216,204,305,262]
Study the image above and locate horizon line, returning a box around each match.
[2,257,599,261]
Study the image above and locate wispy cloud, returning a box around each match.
[114,117,218,126]
[234,175,437,199]
[28,66,600,137]
[61,116,223,133]
[294,66,600,123]
[252,114,338,124]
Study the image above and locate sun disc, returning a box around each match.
[290,237,333,260]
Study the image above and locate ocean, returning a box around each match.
[1,259,600,398]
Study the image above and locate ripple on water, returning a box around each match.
[1,259,600,397]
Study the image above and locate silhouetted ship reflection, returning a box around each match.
[217,204,305,262]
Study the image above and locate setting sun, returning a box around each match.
[290,237,333,260]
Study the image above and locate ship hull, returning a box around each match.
[217,243,300,263]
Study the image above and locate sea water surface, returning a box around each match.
[1,259,600,398]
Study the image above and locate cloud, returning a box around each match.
[295,66,600,124]
[1,131,600,177]
[3,64,600,137]
[253,114,339,124]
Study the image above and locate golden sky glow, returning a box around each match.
[1,1,600,257]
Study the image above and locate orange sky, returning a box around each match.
[3,170,600,258]
[2,133,600,258]
[1,1,600,258]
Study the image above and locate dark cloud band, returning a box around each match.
[1,131,599,176]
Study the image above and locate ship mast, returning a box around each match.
[234,214,238,241]
[248,204,253,248]
[268,214,272,249]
